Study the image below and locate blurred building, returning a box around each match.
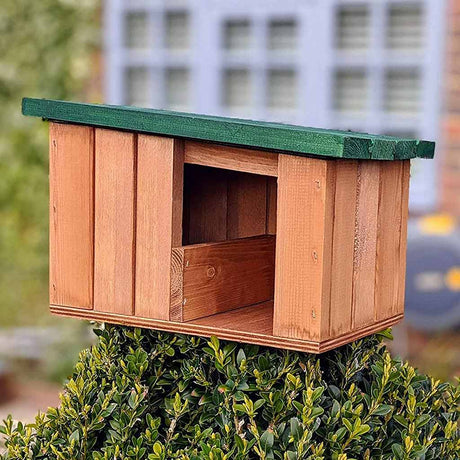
[104,0,457,216]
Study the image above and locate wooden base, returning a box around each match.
[50,304,403,353]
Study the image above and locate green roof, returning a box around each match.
[22,98,435,160]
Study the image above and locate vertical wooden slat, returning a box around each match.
[375,161,404,321]
[320,161,336,340]
[94,129,135,315]
[352,161,380,329]
[135,135,184,320]
[227,173,267,239]
[49,123,94,308]
[266,177,278,235]
[329,161,359,337]
[183,165,228,245]
[273,155,331,341]
[396,161,411,316]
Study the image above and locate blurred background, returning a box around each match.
[0,0,459,425]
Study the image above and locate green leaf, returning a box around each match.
[260,430,274,451]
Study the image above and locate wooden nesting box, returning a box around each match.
[22,98,435,353]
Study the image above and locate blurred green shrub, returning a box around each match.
[1,327,458,459]
[0,0,98,326]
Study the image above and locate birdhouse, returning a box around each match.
[22,98,435,353]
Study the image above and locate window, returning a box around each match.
[267,69,298,110]
[124,12,150,50]
[165,11,190,51]
[125,67,150,107]
[224,19,251,51]
[387,4,424,51]
[334,70,368,114]
[384,69,421,115]
[166,68,190,110]
[336,5,370,52]
[268,19,298,52]
[223,69,252,110]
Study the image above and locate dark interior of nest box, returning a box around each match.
[173,164,277,334]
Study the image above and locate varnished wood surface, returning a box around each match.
[273,155,330,341]
[135,135,184,320]
[50,304,402,353]
[329,161,358,337]
[185,141,278,176]
[352,161,380,329]
[171,236,275,321]
[49,123,94,308]
[93,129,135,315]
[375,161,405,321]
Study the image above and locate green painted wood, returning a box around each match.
[22,98,435,160]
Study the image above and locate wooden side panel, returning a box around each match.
[375,161,404,321]
[227,173,267,239]
[266,177,277,235]
[352,161,380,329]
[183,165,228,245]
[136,135,184,320]
[185,140,278,176]
[320,161,336,340]
[49,123,94,308]
[329,161,359,337]
[273,155,330,341]
[171,236,275,321]
[396,161,411,315]
[94,129,135,315]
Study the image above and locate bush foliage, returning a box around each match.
[1,326,459,459]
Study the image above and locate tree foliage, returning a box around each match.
[1,326,458,459]
[0,0,98,326]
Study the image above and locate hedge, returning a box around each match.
[1,326,459,459]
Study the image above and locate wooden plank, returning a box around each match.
[320,162,336,340]
[375,161,404,321]
[185,141,278,176]
[136,135,184,320]
[329,161,359,337]
[171,235,275,322]
[93,129,135,315]
[190,301,274,335]
[50,303,402,354]
[396,161,411,316]
[352,161,380,329]
[266,177,277,235]
[183,165,228,245]
[24,98,435,160]
[273,155,331,341]
[227,172,267,239]
[49,123,94,308]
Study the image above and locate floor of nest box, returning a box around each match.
[188,301,273,335]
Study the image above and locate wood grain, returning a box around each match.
[183,165,228,245]
[273,155,331,341]
[329,161,359,337]
[396,160,410,316]
[171,236,275,321]
[352,161,380,329]
[227,173,267,239]
[185,140,278,176]
[375,161,404,321]
[266,177,278,235]
[190,301,274,335]
[50,303,402,354]
[25,98,435,159]
[93,129,135,315]
[135,135,184,320]
[49,123,94,308]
